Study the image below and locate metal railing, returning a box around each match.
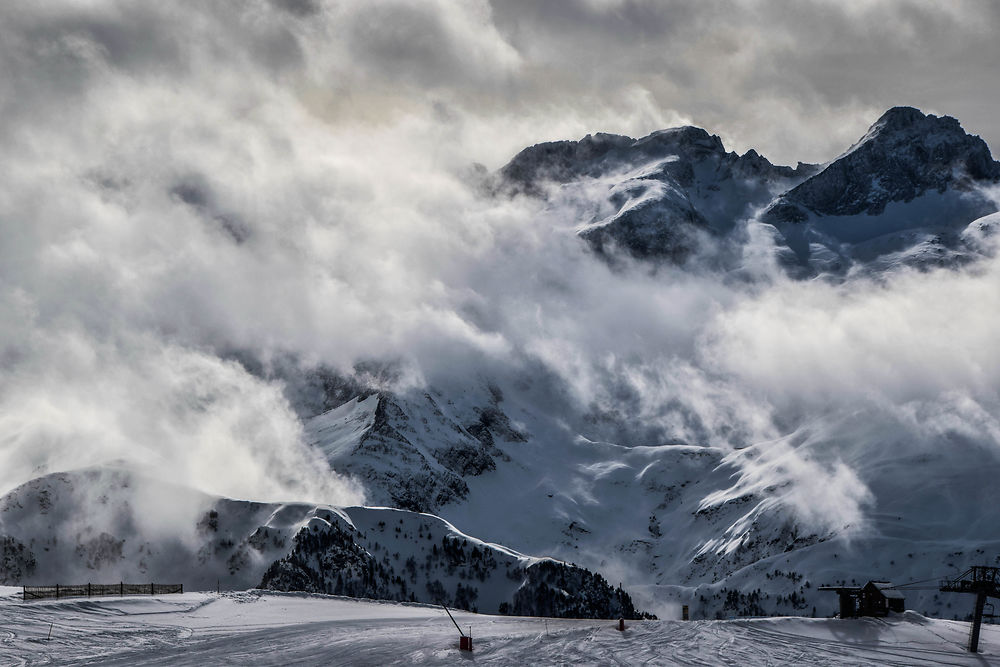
[22,583,183,601]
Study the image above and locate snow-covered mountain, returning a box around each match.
[499,106,999,275]
[4,106,999,624]
[499,126,817,262]
[304,387,526,514]
[762,107,1000,273]
[765,107,999,219]
[292,373,1000,620]
[264,106,1000,620]
[0,467,647,619]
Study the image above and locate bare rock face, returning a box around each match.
[306,387,524,514]
[499,126,816,263]
[764,106,1000,223]
[497,106,999,274]
[499,126,809,192]
[498,132,637,191]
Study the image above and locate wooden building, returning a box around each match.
[859,581,905,616]
[820,581,905,618]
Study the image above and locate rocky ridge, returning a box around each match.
[0,467,650,619]
[499,106,1000,274]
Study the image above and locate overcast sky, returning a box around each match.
[483,0,1000,164]
[5,1,998,166]
[258,0,1000,165]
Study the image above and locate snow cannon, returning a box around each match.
[440,604,472,652]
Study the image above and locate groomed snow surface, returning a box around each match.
[1,588,996,666]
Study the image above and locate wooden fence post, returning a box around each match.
[88,583,91,597]
[120,582,123,596]
[151,583,154,596]
[55,584,59,599]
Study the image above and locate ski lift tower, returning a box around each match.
[939,565,1000,653]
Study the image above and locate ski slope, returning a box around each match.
[1,587,996,666]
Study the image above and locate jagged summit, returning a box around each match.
[862,105,988,149]
[495,106,999,270]
[499,122,816,261]
[766,106,1000,222]
[499,125,800,191]
[867,105,946,138]
[875,105,927,127]
[631,125,726,158]
[498,132,634,189]
[849,105,997,181]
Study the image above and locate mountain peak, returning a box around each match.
[874,105,930,130]
[855,106,967,150]
[633,125,725,157]
[764,106,1000,221]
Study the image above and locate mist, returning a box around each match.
[2,0,999,541]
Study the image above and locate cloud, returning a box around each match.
[339,0,521,90]
[702,257,1000,406]
[1,0,999,539]
[0,324,362,505]
[486,0,1000,163]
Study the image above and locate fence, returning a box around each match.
[22,583,183,602]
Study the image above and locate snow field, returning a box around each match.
[1,588,997,666]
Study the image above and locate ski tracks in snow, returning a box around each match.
[0,592,998,665]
